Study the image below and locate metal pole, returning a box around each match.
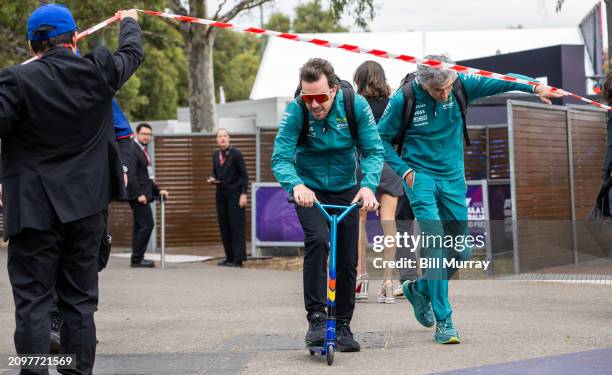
[149,136,157,253]
[482,179,493,276]
[567,109,579,264]
[251,185,258,258]
[160,195,166,268]
[256,126,261,182]
[507,102,520,275]
[485,126,490,180]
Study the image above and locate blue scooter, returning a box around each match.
[289,197,361,366]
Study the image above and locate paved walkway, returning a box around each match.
[1,248,612,374]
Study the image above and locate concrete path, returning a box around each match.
[1,248,611,374]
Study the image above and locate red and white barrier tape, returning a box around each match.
[21,9,612,111]
[138,10,610,111]
[76,14,121,41]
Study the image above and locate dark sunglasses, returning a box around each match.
[300,89,332,104]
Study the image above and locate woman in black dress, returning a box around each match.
[353,61,404,303]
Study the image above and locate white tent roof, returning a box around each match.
[250,27,584,100]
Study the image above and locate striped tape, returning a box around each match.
[20,9,611,111]
[138,10,610,111]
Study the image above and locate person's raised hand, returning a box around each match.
[117,9,138,21]
[534,85,567,105]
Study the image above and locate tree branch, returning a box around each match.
[213,0,230,20]
[167,0,190,37]
[169,0,188,14]
[217,0,272,23]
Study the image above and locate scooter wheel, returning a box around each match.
[309,349,315,356]
[326,344,334,366]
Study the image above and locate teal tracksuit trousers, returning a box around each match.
[404,171,473,322]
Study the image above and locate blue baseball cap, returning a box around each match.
[27,4,77,41]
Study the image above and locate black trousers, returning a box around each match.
[216,192,246,263]
[129,201,154,263]
[8,211,104,375]
[50,209,111,325]
[295,186,359,322]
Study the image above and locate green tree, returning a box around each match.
[293,0,348,33]
[124,12,188,120]
[71,0,187,120]
[0,0,188,122]
[0,1,37,66]
[264,12,291,33]
[213,30,264,102]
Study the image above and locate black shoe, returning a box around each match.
[336,320,360,352]
[217,259,230,266]
[305,311,327,346]
[49,314,62,355]
[131,259,155,268]
[225,261,242,268]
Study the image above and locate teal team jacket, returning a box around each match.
[378,73,536,180]
[272,89,384,193]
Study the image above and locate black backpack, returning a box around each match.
[393,72,470,155]
[293,78,358,146]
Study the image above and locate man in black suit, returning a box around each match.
[127,123,169,268]
[207,128,249,267]
[0,4,143,373]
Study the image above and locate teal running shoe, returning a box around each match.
[434,317,461,344]
[402,281,434,328]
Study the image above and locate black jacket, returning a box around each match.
[0,18,143,240]
[212,147,248,196]
[127,141,160,202]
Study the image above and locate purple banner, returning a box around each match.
[467,185,485,237]
[255,186,304,242]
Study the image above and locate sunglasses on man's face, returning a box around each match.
[300,89,332,104]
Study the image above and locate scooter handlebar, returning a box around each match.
[287,196,363,208]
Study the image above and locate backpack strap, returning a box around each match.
[342,86,358,143]
[452,77,471,146]
[297,100,309,146]
[395,79,417,156]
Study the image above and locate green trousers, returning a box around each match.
[405,171,473,322]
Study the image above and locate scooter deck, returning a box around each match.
[307,341,335,365]
[306,343,327,355]
[307,344,326,355]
